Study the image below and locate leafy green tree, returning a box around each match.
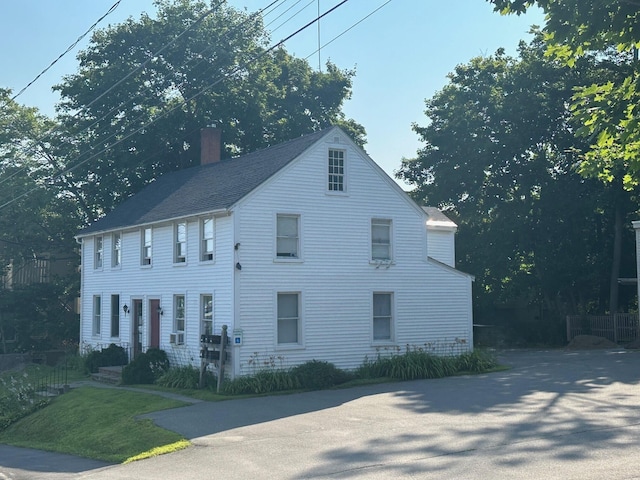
[398,39,637,343]
[0,89,80,352]
[488,0,640,189]
[53,0,364,223]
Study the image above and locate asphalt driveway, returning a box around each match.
[2,349,640,479]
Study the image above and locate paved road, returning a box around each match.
[2,349,640,479]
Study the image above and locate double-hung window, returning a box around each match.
[373,293,393,341]
[328,149,345,192]
[92,295,101,336]
[201,294,213,335]
[110,294,120,338]
[201,218,214,262]
[276,214,299,259]
[141,228,152,265]
[277,292,300,345]
[94,236,103,269]
[371,219,392,261]
[175,222,187,263]
[174,295,185,343]
[112,233,121,267]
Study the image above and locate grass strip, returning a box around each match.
[0,386,189,463]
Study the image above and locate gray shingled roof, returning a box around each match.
[79,128,332,236]
[422,206,457,227]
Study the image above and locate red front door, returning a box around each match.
[150,299,160,349]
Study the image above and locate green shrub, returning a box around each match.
[290,360,353,390]
[121,349,169,385]
[455,349,498,372]
[156,366,214,389]
[84,344,128,373]
[221,369,301,395]
[356,348,497,381]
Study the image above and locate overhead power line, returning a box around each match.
[1,0,395,213]
[5,0,122,105]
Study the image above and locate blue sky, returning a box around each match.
[0,0,544,188]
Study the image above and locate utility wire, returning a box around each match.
[0,0,230,189]
[305,0,393,63]
[0,0,355,212]
[4,0,122,105]
[0,0,289,192]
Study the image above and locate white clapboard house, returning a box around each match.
[76,126,474,376]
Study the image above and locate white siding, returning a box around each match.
[427,228,456,267]
[79,129,473,375]
[231,132,472,373]
[80,214,235,365]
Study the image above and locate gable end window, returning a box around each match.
[141,228,152,266]
[276,214,299,259]
[371,219,392,261]
[112,233,121,267]
[277,292,301,345]
[373,293,393,342]
[328,149,345,192]
[201,218,214,262]
[175,222,187,263]
[94,236,103,269]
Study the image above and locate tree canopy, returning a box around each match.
[0,90,80,352]
[488,0,640,189]
[52,0,364,223]
[398,38,637,343]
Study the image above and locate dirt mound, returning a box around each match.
[566,335,619,350]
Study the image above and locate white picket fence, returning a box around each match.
[566,313,640,343]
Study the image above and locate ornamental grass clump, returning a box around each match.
[356,347,497,381]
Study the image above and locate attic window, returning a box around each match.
[328,149,345,192]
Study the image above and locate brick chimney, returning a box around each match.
[200,126,221,165]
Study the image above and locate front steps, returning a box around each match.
[91,365,123,385]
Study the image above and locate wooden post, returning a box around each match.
[216,325,228,393]
[199,342,207,389]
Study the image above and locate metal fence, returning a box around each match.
[566,313,640,343]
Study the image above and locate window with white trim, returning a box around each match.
[92,295,101,336]
[373,293,393,341]
[277,292,300,345]
[328,149,345,192]
[174,295,185,336]
[371,219,392,261]
[201,218,214,262]
[110,294,120,338]
[201,294,213,335]
[141,228,152,265]
[112,233,121,267]
[276,214,299,259]
[94,236,103,269]
[175,222,187,263]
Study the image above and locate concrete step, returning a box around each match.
[92,365,123,385]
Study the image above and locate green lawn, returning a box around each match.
[0,386,189,463]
